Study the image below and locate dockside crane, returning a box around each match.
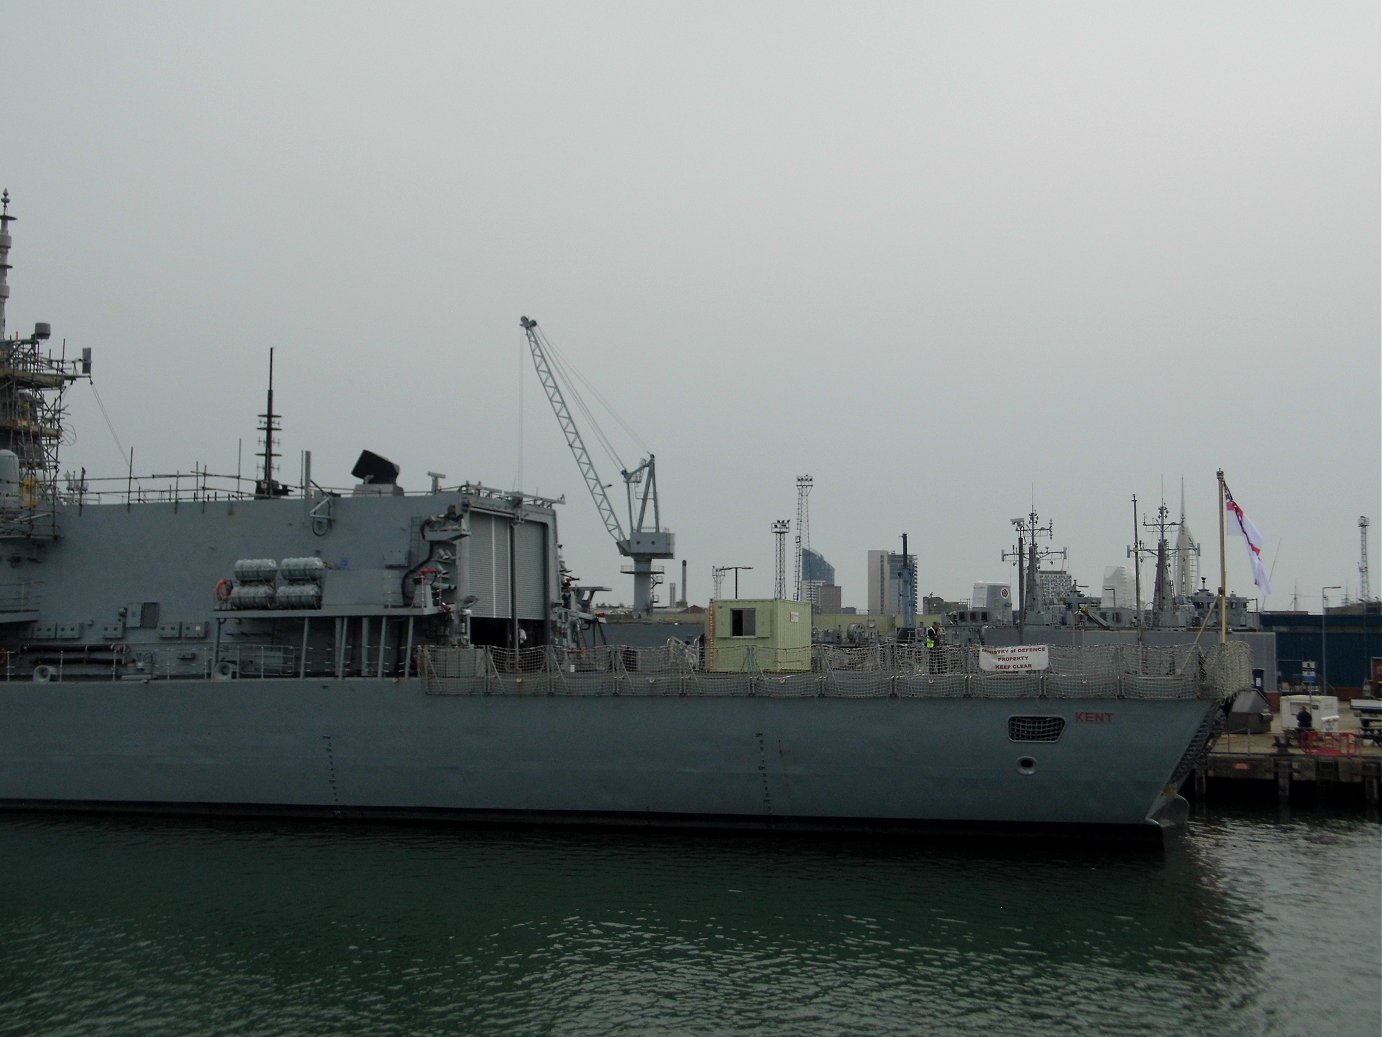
[520,317,674,614]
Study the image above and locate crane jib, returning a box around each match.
[520,317,675,614]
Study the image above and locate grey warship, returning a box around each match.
[0,196,1252,842]
[944,506,1278,682]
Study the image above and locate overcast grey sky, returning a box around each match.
[4,1,1377,611]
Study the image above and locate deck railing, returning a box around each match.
[419,640,1250,701]
[4,637,1251,701]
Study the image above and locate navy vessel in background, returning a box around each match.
[942,507,1277,690]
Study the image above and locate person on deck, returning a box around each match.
[925,625,942,673]
[1295,705,1313,744]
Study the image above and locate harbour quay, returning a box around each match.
[1190,704,1382,806]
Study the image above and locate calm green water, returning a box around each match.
[0,809,1377,1037]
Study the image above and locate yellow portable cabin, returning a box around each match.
[707,598,812,672]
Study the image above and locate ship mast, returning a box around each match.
[0,190,12,340]
[1004,508,1063,640]
[255,348,288,498]
[1128,496,1145,645]
[1216,470,1228,645]
[1131,497,1183,628]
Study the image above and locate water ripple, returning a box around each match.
[0,811,1377,1036]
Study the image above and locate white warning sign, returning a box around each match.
[978,644,1050,673]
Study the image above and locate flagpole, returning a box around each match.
[1216,469,1228,645]
[1131,494,1144,647]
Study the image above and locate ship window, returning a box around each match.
[731,608,756,637]
[1008,716,1066,742]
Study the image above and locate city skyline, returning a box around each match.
[4,3,1376,614]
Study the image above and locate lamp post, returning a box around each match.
[1321,585,1342,702]
[712,565,753,600]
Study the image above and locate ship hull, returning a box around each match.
[0,677,1211,841]
[0,206,1241,848]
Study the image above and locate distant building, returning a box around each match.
[813,583,842,613]
[798,547,840,611]
[1101,565,1137,608]
[1036,569,1075,605]
[1173,520,1200,599]
[867,549,917,616]
[800,548,834,584]
[923,593,957,615]
[1264,606,1381,697]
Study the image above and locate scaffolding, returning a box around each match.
[0,192,90,535]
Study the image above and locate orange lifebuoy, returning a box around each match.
[215,578,234,603]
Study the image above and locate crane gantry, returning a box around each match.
[520,317,674,614]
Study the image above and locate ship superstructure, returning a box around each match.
[946,506,1267,653]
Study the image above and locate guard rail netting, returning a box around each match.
[419,639,1252,701]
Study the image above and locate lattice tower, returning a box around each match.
[773,519,789,600]
[1361,516,1371,602]
[794,475,812,601]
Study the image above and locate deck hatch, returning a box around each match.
[1008,716,1066,742]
